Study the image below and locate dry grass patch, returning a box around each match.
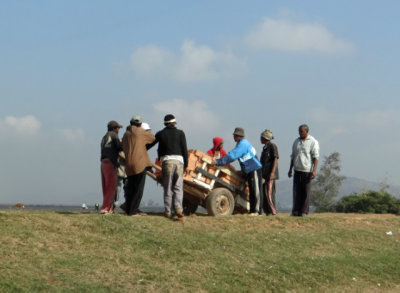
[0,210,399,292]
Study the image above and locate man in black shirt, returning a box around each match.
[148,114,188,219]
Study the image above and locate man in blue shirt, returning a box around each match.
[212,127,261,215]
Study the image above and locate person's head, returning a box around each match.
[260,129,274,144]
[164,114,176,127]
[130,115,142,127]
[107,120,123,133]
[217,141,224,151]
[232,127,245,142]
[212,137,224,150]
[141,122,151,131]
[298,124,309,139]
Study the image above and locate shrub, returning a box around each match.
[334,190,400,214]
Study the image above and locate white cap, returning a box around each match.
[141,122,151,131]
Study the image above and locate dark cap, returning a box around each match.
[164,114,176,124]
[233,127,245,137]
[107,120,123,130]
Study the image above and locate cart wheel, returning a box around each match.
[183,198,198,215]
[206,188,235,216]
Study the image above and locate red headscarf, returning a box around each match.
[207,137,227,158]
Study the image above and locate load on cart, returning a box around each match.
[147,149,250,216]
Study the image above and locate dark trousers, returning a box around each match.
[292,171,312,216]
[247,171,260,213]
[125,170,146,215]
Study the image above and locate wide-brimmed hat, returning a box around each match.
[233,127,245,137]
[261,129,274,140]
[107,120,123,130]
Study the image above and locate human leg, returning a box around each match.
[264,179,277,215]
[126,171,146,215]
[171,161,184,215]
[162,161,176,215]
[247,172,257,213]
[299,173,312,215]
[100,159,118,212]
[292,171,302,216]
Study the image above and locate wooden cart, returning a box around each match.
[147,149,250,216]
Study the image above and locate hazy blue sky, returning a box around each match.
[1,1,399,205]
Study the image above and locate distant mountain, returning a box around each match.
[275,177,400,212]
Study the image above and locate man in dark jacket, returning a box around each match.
[148,114,188,219]
[100,120,123,214]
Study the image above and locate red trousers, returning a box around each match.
[101,159,118,211]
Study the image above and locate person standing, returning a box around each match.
[148,114,188,219]
[122,115,155,216]
[259,129,279,216]
[212,127,262,215]
[288,124,319,216]
[100,120,123,214]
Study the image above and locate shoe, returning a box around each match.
[99,209,110,215]
[164,212,171,219]
[249,213,258,216]
[128,213,141,217]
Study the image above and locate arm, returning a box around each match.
[270,157,278,180]
[311,157,318,179]
[216,141,246,165]
[310,138,319,179]
[288,159,294,178]
[181,131,188,169]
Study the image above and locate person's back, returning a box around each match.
[120,115,155,216]
[155,126,188,165]
[148,114,188,220]
[123,125,155,176]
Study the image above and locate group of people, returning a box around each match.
[100,113,319,219]
[100,114,188,219]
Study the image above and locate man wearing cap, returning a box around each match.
[122,115,155,216]
[288,124,319,216]
[212,127,262,215]
[260,129,279,216]
[147,114,188,219]
[100,120,123,214]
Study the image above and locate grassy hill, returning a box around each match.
[1,210,399,292]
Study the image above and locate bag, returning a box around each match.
[239,152,262,174]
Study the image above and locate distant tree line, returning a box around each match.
[311,152,400,215]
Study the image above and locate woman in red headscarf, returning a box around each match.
[207,137,227,159]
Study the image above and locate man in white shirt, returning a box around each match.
[288,124,319,216]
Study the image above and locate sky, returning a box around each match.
[1,1,399,205]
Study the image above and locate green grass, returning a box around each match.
[1,210,399,292]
